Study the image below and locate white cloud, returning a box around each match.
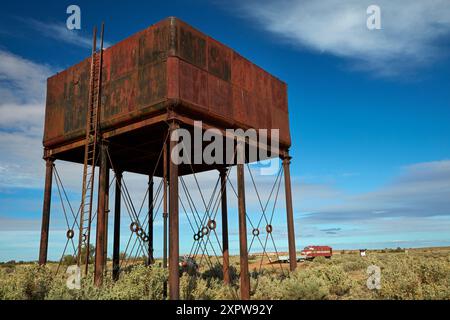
[236,0,450,76]
[0,50,54,188]
[21,18,111,49]
[294,160,450,248]
[0,19,113,189]
[0,50,52,104]
[302,159,450,222]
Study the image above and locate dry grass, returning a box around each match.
[1,247,449,300]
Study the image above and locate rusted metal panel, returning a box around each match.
[136,62,167,108]
[255,95,271,130]
[271,108,290,144]
[261,70,273,105]
[231,52,254,92]
[101,23,168,122]
[207,38,231,82]
[176,20,206,69]
[208,74,232,119]
[44,25,169,147]
[107,33,139,82]
[102,72,137,119]
[167,57,180,99]
[179,59,208,108]
[44,16,291,153]
[232,86,257,129]
[271,78,288,112]
[138,20,171,67]
[44,76,64,142]
[62,59,90,135]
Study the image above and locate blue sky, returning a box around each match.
[1,0,450,262]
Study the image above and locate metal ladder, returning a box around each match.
[77,24,105,274]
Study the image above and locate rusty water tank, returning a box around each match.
[43,17,291,175]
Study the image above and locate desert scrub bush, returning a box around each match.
[281,269,329,300]
[2,250,449,300]
[376,255,423,299]
[0,264,53,300]
[48,264,168,300]
[361,254,450,300]
[179,273,236,300]
[45,275,79,300]
[180,273,197,300]
[421,283,450,300]
[100,264,167,300]
[342,258,369,272]
[317,265,353,297]
[195,278,236,300]
[416,260,450,300]
[416,260,449,284]
[251,273,285,299]
[312,256,329,264]
[202,263,238,283]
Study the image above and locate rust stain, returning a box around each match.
[207,38,231,82]
[178,22,206,69]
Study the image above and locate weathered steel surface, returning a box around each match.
[104,167,110,271]
[282,153,297,271]
[147,176,154,265]
[94,142,109,286]
[162,141,168,298]
[237,163,250,300]
[168,122,180,300]
[112,171,122,281]
[38,158,54,265]
[44,17,290,152]
[44,20,170,147]
[220,168,230,285]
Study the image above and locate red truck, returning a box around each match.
[300,246,333,260]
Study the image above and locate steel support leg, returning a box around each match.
[282,152,297,271]
[112,171,122,281]
[237,163,250,300]
[104,167,110,271]
[168,122,179,300]
[219,168,230,285]
[147,176,154,265]
[162,141,168,297]
[94,142,108,286]
[39,157,54,265]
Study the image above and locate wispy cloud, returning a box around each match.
[302,160,450,222]
[0,19,111,188]
[320,227,341,235]
[234,0,450,76]
[0,50,53,188]
[20,18,110,49]
[0,49,52,105]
